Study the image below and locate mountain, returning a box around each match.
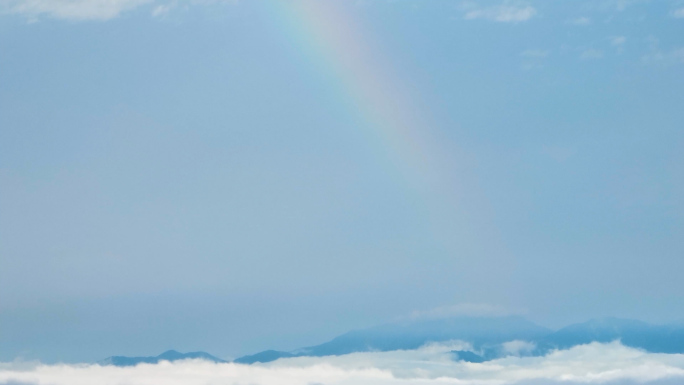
[539,317,684,354]
[299,316,551,356]
[234,316,552,364]
[99,318,684,366]
[452,350,487,363]
[99,350,226,367]
[233,350,296,364]
[234,317,684,364]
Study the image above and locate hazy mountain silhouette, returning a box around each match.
[538,317,684,354]
[235,316,551,364]
[301,316,550,355]
[234,316,684,364]
[99,350,225,366]
[99,317,684,366]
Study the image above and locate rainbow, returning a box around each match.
[264,0,450,193]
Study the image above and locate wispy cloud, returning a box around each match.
[520,49,549,70]
[521,49,549,58]
[609,36,627,53]
[580,49,604,60]
[0,0,153,20]
[608,0,645,12]
[462,2,537,23]
[610,36,627,46]
[672,8,684,18]
[2,342,684,385]
[151,3,174,18]
[567,16,591,25]
[640,36,684,65]
[578,0,649,15]
[642,48,684,66]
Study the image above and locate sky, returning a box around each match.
[1,0,684,363]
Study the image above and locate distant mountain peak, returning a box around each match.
[100,350,226,367]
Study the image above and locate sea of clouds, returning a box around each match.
[2,341,684,385]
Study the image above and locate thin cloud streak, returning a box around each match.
[461,2,537,23]
[0,0,153,20]
[567,16,591,25]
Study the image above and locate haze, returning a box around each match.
[1,0,683,363]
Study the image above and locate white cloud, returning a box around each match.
[2,342,684,385]
[0,0,153,20]
[462,2,537,23]
[501,340,536,355]
[672,8,684,18]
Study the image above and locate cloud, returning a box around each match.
[611,36,626,46]
[642,48,684,66]
[520,49,549,58]
[462,2,537,23]
[578,0,648,14]
[609,36,626,53]
[151,2,173,18]
[606,0,646,12]
[580,49,604,60]
[567,16,591,25]
[520,49,549,70]
[672,8,684,18]
[0,0,153,20]
[2,342,684,385]
[501,340,536,355]
[0,0,240,20]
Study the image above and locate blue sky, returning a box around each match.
[1,0,683,362]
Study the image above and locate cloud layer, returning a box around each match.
[2,342,684,385]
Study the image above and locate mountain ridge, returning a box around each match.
[234,316,684,364]
[99,350,226,367]
[98,316,684,366]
